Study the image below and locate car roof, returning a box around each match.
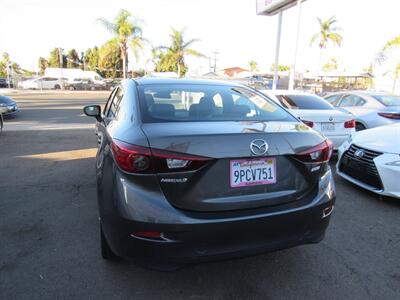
[326,90,395,97]
[132,77,244,87]
[260,89,314,96]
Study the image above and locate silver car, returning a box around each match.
[324,91,400,131]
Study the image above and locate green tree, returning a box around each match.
[97,9,145,78]
[38,57,49,75]
[0,53,11,77]
[249,60,258,72]
[157,28,204,77]
[98,38,122,78]
[48,48,66,68]
[270,64,290,72]
[322,57,338,72]
[310,16,343,70]
[84,47,100,71]
[66,49,80,68]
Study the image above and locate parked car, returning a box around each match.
[104,78,122,91]
[19,77,66,90]
[0,77,8,88]
[83,78,336,270]
[0,95,19,116]
[261,90,355,150]
[324,91,400,131]
[0,77,13,88]
[65,78,105,91]
[337,124,400,199]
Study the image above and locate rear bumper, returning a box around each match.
[104,198,333,269]
[100,169,336,269]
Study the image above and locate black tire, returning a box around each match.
[54,84,61,90]
[356,123,366,131]
[100,223,118,260]
[69,86,75,91]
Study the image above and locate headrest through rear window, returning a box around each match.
[149,104,175,118]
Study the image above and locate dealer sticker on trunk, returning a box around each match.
[230,158,276,188]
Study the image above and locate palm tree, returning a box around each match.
[97,9,145,78]
[248,60,258,73]
[310,16,343,71]
[380,35,400,92]
[158,28,204,77]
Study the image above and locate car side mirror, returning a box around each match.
[83,105,103,122]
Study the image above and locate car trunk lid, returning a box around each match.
[141,121,325,212]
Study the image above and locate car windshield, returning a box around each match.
[371,94,400,107]
[138,84,296,123]
[276,94,334,110]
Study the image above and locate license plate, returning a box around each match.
[321,122,335,131]
[230,158,276,188]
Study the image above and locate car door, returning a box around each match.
[96,87,124,190]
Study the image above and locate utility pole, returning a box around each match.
[81,51,85,71]
[212,51,219,73]
[272,10,283,90]
[288,0,303,90]
[6,62,12,89]
[58,48,64,90]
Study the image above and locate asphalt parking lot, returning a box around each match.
[1,92,399,299]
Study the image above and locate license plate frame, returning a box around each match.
[321,122,335,131]
[230,158,276,188]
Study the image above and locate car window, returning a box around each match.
[371,95,400,107]
[138,84,296,123]
[275,94,334,110]
[104,87,118,116]
[339,95,365,107]
[324,94,341,105]
[107,87,124,118]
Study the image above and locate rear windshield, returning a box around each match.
[276,94,334,110]
[138,84,296,123]
[372,95,400,107]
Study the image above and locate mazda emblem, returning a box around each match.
[250,139,268,156]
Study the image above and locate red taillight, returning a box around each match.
[295,139,333,163]
[378,112,400,120]
[111,139,212,174]
[344,119,355,128]
[302,120,314,128]
[111,140,152,173]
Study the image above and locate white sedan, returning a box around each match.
[337,124,400,198]
[260,90,355,150]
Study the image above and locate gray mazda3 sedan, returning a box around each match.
[84,78,336,270]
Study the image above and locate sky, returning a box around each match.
[1,0,400,76]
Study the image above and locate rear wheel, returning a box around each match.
[54,84,61,90]
[356,123,366,131]
[100,223,118,260]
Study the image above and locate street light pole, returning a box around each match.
[288,0,303,90]
[272,10,283,90]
